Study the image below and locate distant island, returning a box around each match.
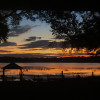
[0,56,100,63]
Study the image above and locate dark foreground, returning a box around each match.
[0,77,100,99]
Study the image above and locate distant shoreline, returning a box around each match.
[0,62,100,63]
[0,56,100,63]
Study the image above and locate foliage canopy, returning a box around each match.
[0,10,100,51]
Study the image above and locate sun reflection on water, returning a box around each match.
[0,63,100,78]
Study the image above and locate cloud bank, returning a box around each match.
[0,50,12,52]
[8,25,40,37]
[0,42,17,47]
[19,40,50,49]
[25,36,41,41]
[19,40,71,49]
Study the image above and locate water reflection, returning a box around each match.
[0,63,100,77]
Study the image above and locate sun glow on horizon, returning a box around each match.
[0,18,99,58]
[0,45,98,58]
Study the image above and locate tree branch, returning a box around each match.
[0,10,17,22]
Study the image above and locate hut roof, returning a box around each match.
[3,62,22,70]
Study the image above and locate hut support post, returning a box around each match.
[3,69,5,81]
[20,69,23,81]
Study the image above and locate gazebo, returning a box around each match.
[2,62,23,81]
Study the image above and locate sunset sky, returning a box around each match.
[0,18,94,58]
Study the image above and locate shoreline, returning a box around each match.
[0,62,100,63]
[0,56,100,63]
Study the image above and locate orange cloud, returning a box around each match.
[0,45,98,58]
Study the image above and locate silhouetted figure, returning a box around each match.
[92,72,94,77]
[61,71,64,79]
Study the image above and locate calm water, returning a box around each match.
[0,63,100,77]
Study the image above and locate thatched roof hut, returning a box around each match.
[3,62,22,70]
[2,62,23,81]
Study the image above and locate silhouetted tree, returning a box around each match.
[37,11,100,51]
[70,11,100,51]
[0,10,100,52]
[0,10,39,43]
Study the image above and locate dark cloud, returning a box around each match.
[0,52,65,58]
[8,25,40,37]
[30,48,44,50]
[0,42,17,47]
[25,36,41,41]
[19,40,71,49]
[0,50,12,52]
[0,54,35,58]
[0,53,56,58]
[19,40,50,49]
